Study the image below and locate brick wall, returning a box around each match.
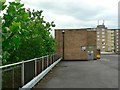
[55,29,97,60]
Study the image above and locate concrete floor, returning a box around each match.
[33,55,118,88]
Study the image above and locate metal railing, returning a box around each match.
[0,54,61,89]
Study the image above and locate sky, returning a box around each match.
[19,0,119,29]
[2,0,120,33]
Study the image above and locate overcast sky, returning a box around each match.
[4,0,119,29]
[20,0,119,29]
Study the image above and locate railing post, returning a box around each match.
[47,55,49,67]
[42,57,44,71]
[0,68,2,90]
[51,55,52,64]
[22,61,25,86]
[35,58,37,76]
[52,54,54,62]
[53,54,55,62]
[48,55,50,66]
[12,66,14,88]
[54,54,55,62]
[54,54,56,61]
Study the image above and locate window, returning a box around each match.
[116,30,118,32]
[97,46,100,48]
[97,35,100,38]
[97,32,100,34]
[102,32,105,34]
[102,35,105,38]
[102,39,105,41]
[111,36,114,38]
[102,29,105,31]
[102,46,105,48]
[102,42,105,45]
[112,42,114,44]
[97,42,100,45]
[97,39,100,41]
[111,31,114,34]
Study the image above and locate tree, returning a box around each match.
[1,0,56,65]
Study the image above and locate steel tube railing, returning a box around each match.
[1,54,60,89]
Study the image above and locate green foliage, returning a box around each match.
[2,0,56,65]
[0,0,6,2]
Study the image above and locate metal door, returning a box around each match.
[87,51,94,60]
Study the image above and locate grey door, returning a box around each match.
[87,51,94,60]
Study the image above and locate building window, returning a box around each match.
[97,35,100,38]
[102,35,105,38]
[102,46,105,48]
[102,32,105,34]
[97,39,100,41]
[97,32,100,34]
[97,46,100,49]
[102,29,105,31]
[97,42,100,45]
[102,41,105,45]
[102,39,105,41]
[111,31,114,33]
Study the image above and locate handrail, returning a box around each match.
[21,57,62,89]
[0,54,51,69]
[1,53,60,89]
[0,61,23,69]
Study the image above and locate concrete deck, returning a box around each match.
[33,55,118,88]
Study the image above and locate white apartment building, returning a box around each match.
[95,24,119,53]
